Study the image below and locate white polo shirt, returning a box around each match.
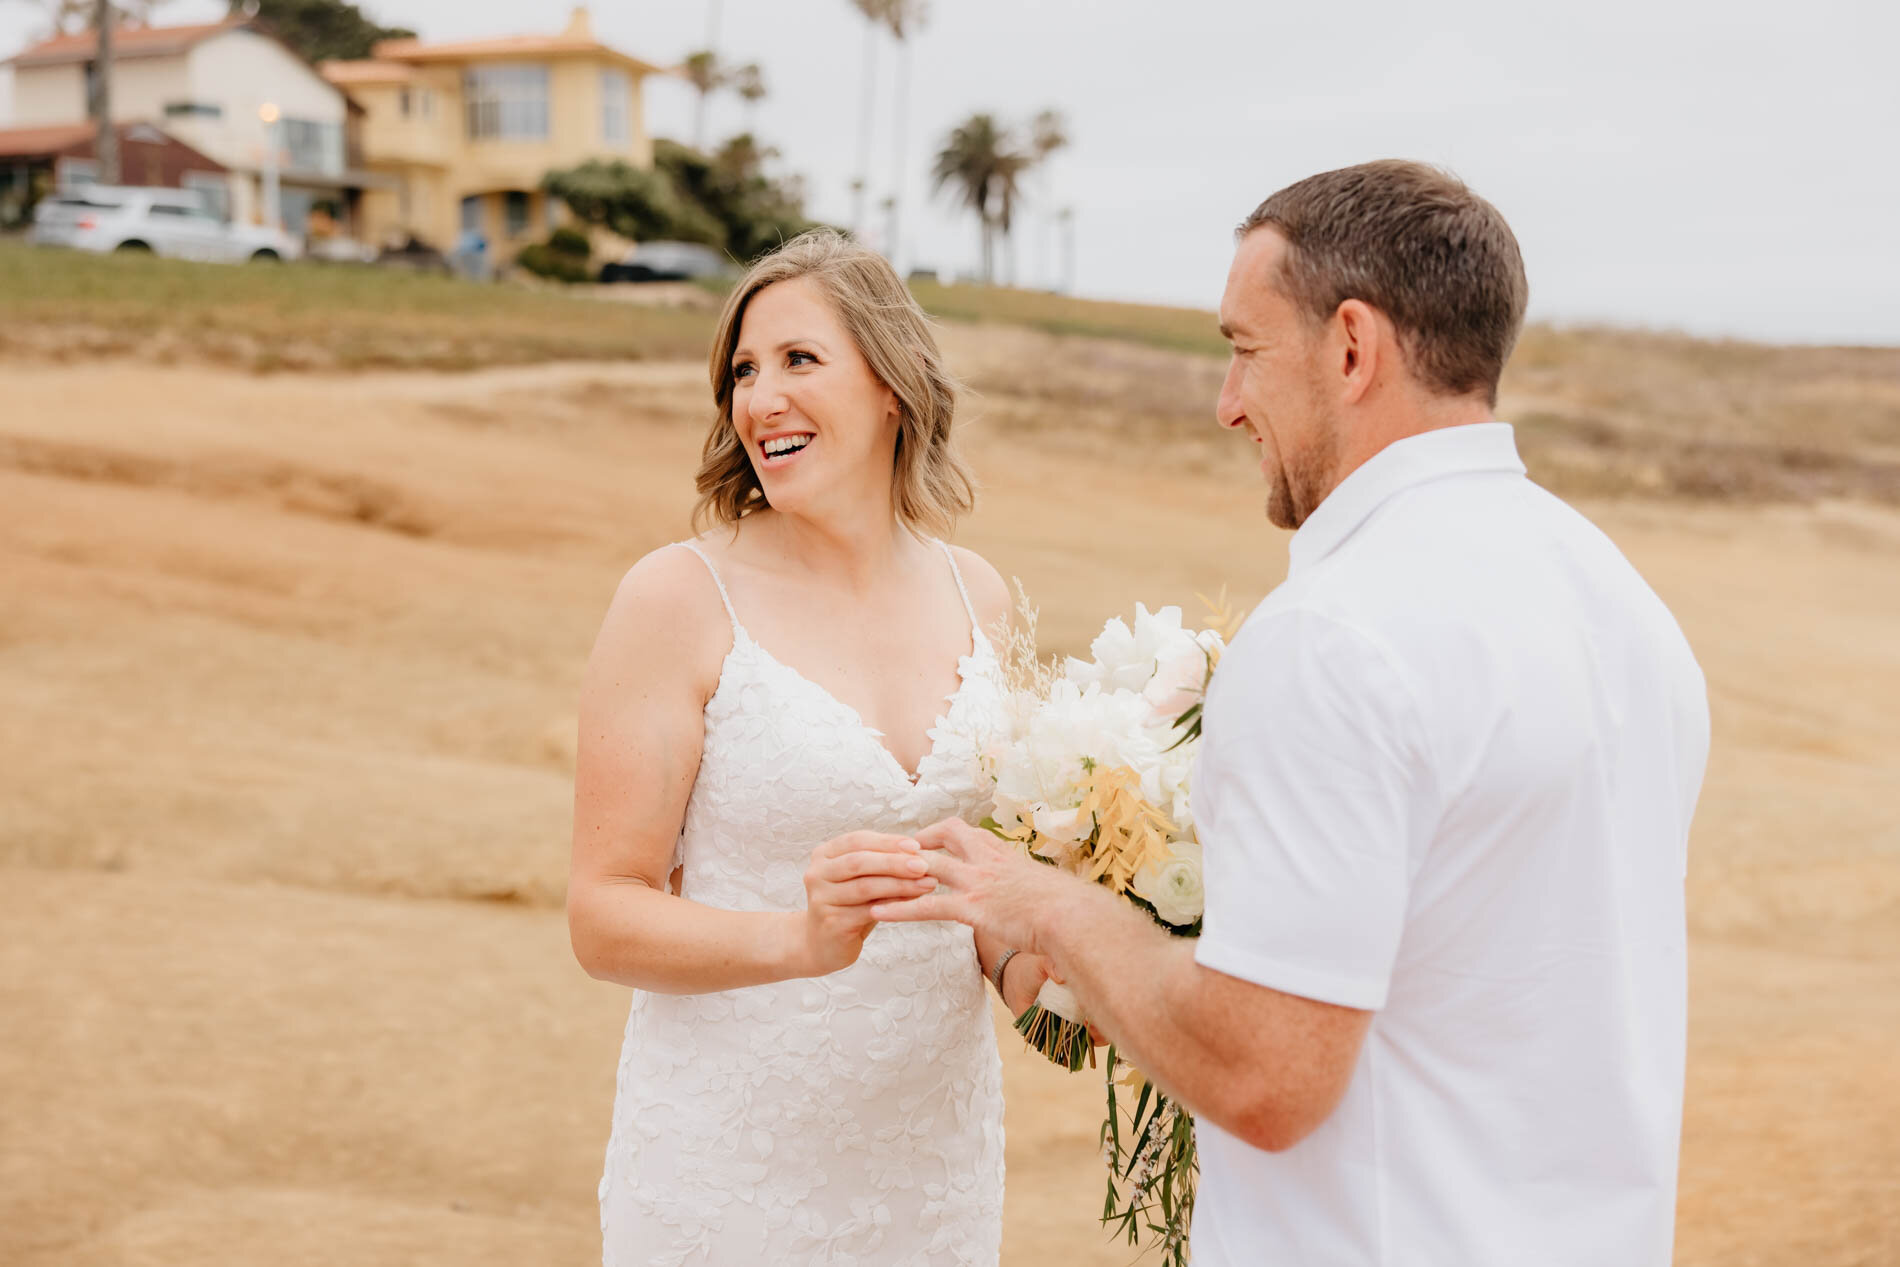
[1190,423,1709,1266]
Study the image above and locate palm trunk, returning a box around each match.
[701,0,723,150]
[853,21,878,235]
[93,0,118,185]
[886,39,909,268]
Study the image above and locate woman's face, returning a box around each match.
[728,277,900,520]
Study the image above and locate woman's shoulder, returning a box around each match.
[590,540,737,688]
[615,539,731,618]
[944,542,1012,630]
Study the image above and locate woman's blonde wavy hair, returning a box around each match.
[694,229,976,538]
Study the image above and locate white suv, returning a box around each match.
[29,186,304,263]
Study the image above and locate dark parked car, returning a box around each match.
[375,235,452,276]
[598,240,730,284]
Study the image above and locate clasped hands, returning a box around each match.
[799,817,1073,1015]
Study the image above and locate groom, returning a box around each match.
[873,160,1710,1265]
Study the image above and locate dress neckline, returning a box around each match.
[679,536,993,791]
[733,627,995,789]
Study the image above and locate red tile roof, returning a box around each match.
[365,32,663,76]
[6,19,249,67]
[0,122,94,154]
[320,59,417,86]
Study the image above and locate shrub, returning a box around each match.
[544,135,829,268]
[516,242,591,284]
[547,226,592,259]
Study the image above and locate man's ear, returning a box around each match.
[1333,299,1383,405]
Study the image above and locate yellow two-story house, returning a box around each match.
[323,7,661,259]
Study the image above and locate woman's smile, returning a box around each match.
[758,431,816,469]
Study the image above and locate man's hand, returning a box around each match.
[870,817,1082,955]
[999,951,1058,1018]
[799,831,935,977]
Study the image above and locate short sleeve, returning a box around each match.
[1191,606,1433,1010]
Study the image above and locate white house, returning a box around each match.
[4,18,380,229]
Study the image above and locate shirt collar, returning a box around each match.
[1287,422,1526,576]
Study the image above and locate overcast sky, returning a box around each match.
[4,0,1897,344]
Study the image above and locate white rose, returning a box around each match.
[1132,842,1205,926]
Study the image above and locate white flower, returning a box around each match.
[1065,604,1204,696]
[1031,804,1090,843]
[1132,841,1204,926]
[1035,980,1085,1024]
[991,679,1167,835]
[1156,740,1196,832]
[1141,635,1213,721]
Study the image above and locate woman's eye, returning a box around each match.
[787,350,816,367]
[732,362,755,380]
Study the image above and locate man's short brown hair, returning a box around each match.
[1239,160,1528,405]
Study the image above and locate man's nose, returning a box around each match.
[1216,358,1246,430]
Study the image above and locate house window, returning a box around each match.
[600,69,630,145]
[505,190,530,237]
[399,88,411,117]
[464,65,549,141]
[56,157,100,190]
[420,89,436,120]
[163,101,223,120]
[280,118,343,175]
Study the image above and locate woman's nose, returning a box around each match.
[747,375,789,424]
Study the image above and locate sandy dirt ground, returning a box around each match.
[3,343,1897,1266]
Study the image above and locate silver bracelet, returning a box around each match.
[988,947,1021,997]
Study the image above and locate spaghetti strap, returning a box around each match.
[935,539,981,634]
[677,540,744,639]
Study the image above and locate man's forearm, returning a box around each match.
[1039,880,1237,1116]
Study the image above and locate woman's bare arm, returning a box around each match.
[952,545,1060,1012]
[567,545,934,994]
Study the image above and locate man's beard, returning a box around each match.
[1265,407,1340,531]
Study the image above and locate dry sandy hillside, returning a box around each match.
[2,314,1898,1266]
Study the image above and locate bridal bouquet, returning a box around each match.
[975,592,1235,1267]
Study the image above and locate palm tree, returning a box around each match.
[931,113,1028,284]
[730,62,767,132]
[1029,108,1069,288]
[847,0,893,235]
[682,49,723,151]
[879,0,926,269]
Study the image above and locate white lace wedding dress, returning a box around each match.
[597,539,1008,1267]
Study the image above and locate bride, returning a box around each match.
[569,229,1052,1265]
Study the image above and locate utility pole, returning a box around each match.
[259,102,281,229]
[92,0,119,184]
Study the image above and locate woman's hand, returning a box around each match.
[797,832,936,977]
